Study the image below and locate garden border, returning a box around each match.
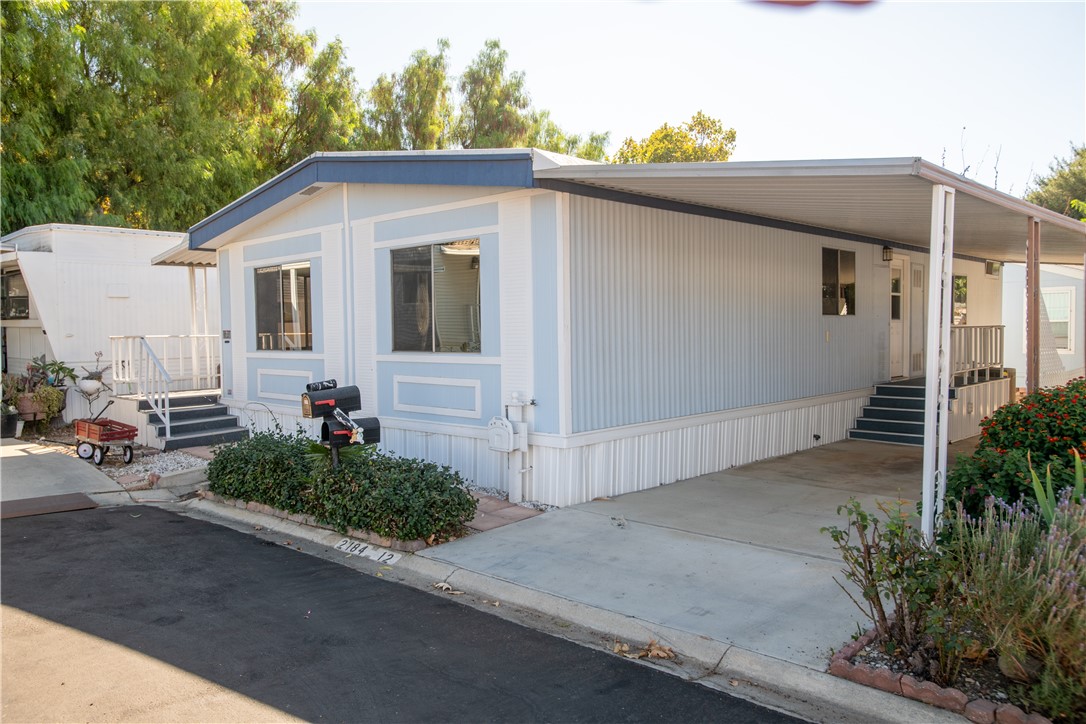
[199,490,429,552]
[828,629,1052,724]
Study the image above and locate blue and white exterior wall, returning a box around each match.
[198,151,1005,507]
[1003,263,1085,389]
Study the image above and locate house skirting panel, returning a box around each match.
[949,378,1010,442]
[226,390,868,508]
[528,390,869,507]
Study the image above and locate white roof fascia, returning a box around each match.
[0,223,186,245]
[915,160,1086,236]
[533,157,924,180]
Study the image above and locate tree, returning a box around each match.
[398,39,451,150]
[1,1,94,235]
[1,0,360,235]
[611,111,736,164]
[527,110,609,162]
[1026,145,1086,219]
[454,39,531,149]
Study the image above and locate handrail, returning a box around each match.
[110,334,220,440]
[138,338,173,438]
[950,325,1004,385]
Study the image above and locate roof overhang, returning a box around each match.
[534,157,1086,264]
[188,150,540,249]
[152,239,217,268]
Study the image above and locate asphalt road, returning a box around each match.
[2,506,802,723]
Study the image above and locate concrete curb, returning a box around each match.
[179,497,963,724]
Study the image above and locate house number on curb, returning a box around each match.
[334,538,401,565]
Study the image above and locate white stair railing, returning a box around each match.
[110,334,220,440]
[949,325,1004,385]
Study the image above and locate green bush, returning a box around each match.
[310,452,477,541]
[206,429,477,542]
[947,378,1086,515]
[206,427,314,513]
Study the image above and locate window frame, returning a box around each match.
[391,238,482,354]
[1023,287,1075,353]
[253,261,313,352]
[821,247,856,316]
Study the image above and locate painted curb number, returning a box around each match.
[335,538,401,565]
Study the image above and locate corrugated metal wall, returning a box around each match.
[528,393,868,507]
[569,196,882,433]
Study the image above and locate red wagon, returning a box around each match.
[75,417,138,466]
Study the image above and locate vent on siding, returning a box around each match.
[912,351,924,370]
[912,268,924,288]
[985,260,1002,278]
[298,184,325,197]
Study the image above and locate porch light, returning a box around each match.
[882,246,894,262]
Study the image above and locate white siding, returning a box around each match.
[528,391,868,507]
[568,196,883,432]
[949,378,1010,442]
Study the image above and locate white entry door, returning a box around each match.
[889,257,908,378]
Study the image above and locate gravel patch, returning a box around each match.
[104,450,208,481]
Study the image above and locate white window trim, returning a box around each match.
[1022,286,1075,354]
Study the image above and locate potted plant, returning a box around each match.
[78,351,112,398]
[43,358,77,387]
[11,361,66,433]
[1,373,22,438]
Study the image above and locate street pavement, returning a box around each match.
[2,505,802,723]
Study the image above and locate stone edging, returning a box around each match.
[198,491,429,553]
[828,629,1051,724]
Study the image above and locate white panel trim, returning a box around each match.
[372,227,498,250]
[256,368,315,401]
[377,354,501,364]
[236,223,342,248]
[393,375,482,418]
[229,246,247,400]
[557,192,573,436]
[531,388,872,449]
[355,188,546,226]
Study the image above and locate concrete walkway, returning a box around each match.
[0,438,127,505]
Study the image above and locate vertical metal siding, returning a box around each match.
[569,196,880,433]
[527,393,868,507]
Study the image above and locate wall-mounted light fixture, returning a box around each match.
[470,256,479,270]
[882,246,894,262]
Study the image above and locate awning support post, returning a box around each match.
[922,185,955,543]
[1025,218,1041,394]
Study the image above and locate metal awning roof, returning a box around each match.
[152,239,216,267]
[534,157,1086,265]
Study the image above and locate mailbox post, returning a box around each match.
[301,379,379,467]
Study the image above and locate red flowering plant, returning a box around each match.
[948,377,1086,516]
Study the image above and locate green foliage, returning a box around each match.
[207,427,314,513]
[1029,450,1084,525]
[454,39,531,150]
[0,0,362,235]
[611,111,736,164]
[1026,144,1086,219]
[947,497,1086,721]
[206,428,477,542]
[310,452,477,542]
[527,109,610,162]
[947,378,1086,515]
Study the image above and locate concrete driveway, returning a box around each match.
[421,438,978,671]
[0,439,127,506]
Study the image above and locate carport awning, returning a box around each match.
[152,239,217,267]
[534,157,1086,265]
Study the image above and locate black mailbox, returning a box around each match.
[321,416,381,448]
[301,385,361,419]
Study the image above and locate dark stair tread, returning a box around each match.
[847,429,924,446]
[161,427,249,451]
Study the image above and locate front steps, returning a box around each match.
[140,393,249,451]
[847,381,957,446]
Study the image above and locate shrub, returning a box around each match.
[948,378,1086,515]
[207,430,478,542]
[948,495,1086,721]
[310,452,477,542]
[206,426,314,513]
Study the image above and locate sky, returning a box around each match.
[295,0,1085,197]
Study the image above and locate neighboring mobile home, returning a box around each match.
[0,224,219,424]
[183,150,1086,508]
[1002,263,1085,391]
